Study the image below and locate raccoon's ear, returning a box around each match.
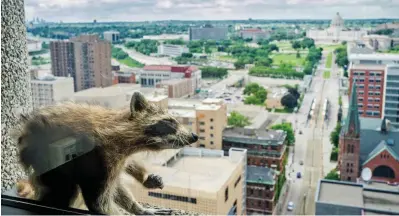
[130,92,149,115]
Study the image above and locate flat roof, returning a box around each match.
[135,148,244,193]
[146,94,168,102]
[223,127,286,143]
[317,180,399,214]
[31,76,73,84]
[196,104,221,111]
[350,64,387,70]
[318,181,364,207]
[169,109,196,118]
[349,53,399,61]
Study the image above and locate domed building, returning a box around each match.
[306,12,368,43]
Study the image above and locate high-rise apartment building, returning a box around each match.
[31,74,74,109]
[348,53,399,118]
[383,64,399,128]
[50,35,112,92]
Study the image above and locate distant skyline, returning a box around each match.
[25,0,399,22]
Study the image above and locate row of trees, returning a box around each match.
[334,45,349,77]
[270,122,295,145]
[249,64,304,79]
[125,39,159,55]
[200,66,228,79]
[243,83,268,105]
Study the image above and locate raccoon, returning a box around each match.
[15,92,198,215]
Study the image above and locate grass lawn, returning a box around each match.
[216,55,237,62]
[271,53,306,66]
[117,57,144,68]
[323,70,331,79]
[271,41,295,51]
[326,52,333,68]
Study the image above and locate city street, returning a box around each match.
[280,51,340,215]
[115,45,176,65]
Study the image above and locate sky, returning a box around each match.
[25,0,399,22]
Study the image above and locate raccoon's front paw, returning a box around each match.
[143,174,164,189]
[140,208,172,215]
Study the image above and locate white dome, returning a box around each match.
[330,12,344,28]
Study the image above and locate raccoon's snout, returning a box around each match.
[189,133,198,144]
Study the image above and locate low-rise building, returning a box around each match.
[31,74,74,109]
[157,44,189,57]
[27,39,42,53]
[113,71,136,84]
[222,125,288,215]
[130,147,247,215]
[189,25,229,41]
[140,65,201,93]
[156,79,193,98]
[315,179,399,215]
[239,28,271,41]
[103,31,120,43]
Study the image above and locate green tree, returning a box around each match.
[271,122,295,145]
[301,38,315,49]
[200,66,228,79]
[325,169,340,180]
[244,83,261,95]
[281,93,298,109]
[228,111,251,127]
[243,83,267,105]
[181,53,193,58]
[291,41,301,51]
[234,59,246,69]
[330,122,342,148]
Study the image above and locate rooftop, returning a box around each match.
[223,127,286,144]
[316,179,399,215]
[350,64,387,70]
[349,53,399,61]
[246,166,276,185]
[169,109,196,118]
[143,65,199,73]
[31,75,73,83]
[133,148,246,193]
[146,94,168,102]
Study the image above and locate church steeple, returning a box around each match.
[344,81,361,136]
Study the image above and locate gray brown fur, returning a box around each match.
[14,92,198,215]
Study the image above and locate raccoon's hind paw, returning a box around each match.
[143,174,164,189]
[140,208,173,215]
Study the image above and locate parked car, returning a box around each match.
[299,160,304,165]
[299,130,303,134]
[287,201,294,211]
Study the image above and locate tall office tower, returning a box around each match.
[50,35,112,92]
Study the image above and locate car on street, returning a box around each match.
[299,130,302,134]
[297,172,302,179]
[299,160,304,165]
[287,201,294,211]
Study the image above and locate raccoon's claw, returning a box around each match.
[143,174,164,189]
[140,208,172,215]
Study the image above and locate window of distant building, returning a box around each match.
[225,187,229,202]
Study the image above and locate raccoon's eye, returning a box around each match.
[145,119,178,136]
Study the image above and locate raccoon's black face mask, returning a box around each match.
[129,92,198,150]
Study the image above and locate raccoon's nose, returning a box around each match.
[190,133,198,143]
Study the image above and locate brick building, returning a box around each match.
[339,82,399,184]
[222,126,287,214]
[348,53,399,118]
[156,79,193,98]
[113,71,136,84]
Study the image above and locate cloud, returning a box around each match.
[24,0,399,22]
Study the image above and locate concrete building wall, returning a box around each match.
[1,0,33,192]
[157,44,189,57]
[189,27,229,41]
[103,31,120,43]
[315,202,361,215]
[196,105,226,150]
[31,77,74,109]
[383,65,399,128]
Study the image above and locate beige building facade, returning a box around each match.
[128,147,247,215]
[31,74,74,109]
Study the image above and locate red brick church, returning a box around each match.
[338,82,399,184]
